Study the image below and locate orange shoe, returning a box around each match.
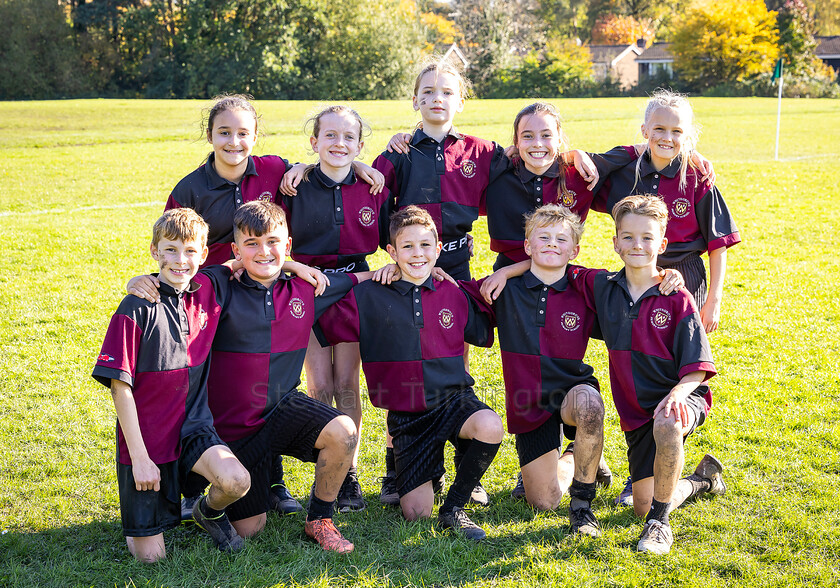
[304,518,354,554]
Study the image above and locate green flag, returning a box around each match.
[772,58,783,81]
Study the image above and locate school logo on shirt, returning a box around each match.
[438,308,454,329]
[650,308,671,329]
[358,206,375,227]
[561,311,581,331]
[561,190,577,209]
[672,198,691,218]
[460,159,477,178]
[258,191,272,202]
[97,353,114,362]
[289,297,306,319]
[198,309,209,331]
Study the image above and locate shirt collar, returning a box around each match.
[411,127,464,146]
[639,151,681,179]
[153,274,201,297]
[203,153,258,189]
[391,275,437,295]
[238,269,292,291]
[514,158,561,183]
[607,268,663,301]
[312,164,356,188]
[523,269,568,292]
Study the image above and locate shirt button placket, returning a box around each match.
[535,178,542,204]
[413,286,423,327]
[235,185,242,206]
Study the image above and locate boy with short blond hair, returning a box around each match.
[94,208,250,562]
[317,205,504,541]
[570,194,726,554]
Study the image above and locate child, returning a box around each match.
[279,105,392,513]
[570,194,727,554]
[157,94,383,517]
[594,89,740,334]
[128,201,370,553]
[317,206,504,541]
[93,209,250,562]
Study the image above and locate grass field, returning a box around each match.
[0,97,839,588]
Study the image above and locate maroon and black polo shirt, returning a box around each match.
[280,165,390,272]
[373,129,508,272]
[593,150,741,264]
[316,277,493,413]
[200,265,356,442]
[165,154,291,267]
[568,267,716,432]
[460,268,599,435]
[92,275,220,466]
[484,148,638,268]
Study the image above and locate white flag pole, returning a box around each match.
[774,68,783,161]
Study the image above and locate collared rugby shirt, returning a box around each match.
[460,268,599,434]
[593,149,741,264]
[316,277,493,413]
[568,267,716,432]
[201,266,355,442]
[373,129,508,271]
[280,165,390,272]
[165,154,291,267]
[92,276,220,465]
[484,147,638,268]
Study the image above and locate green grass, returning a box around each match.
[1,97,839,587]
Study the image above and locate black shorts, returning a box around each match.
[660,253,707,308]
[514,411,576,468]
[437,257,471,281]
[387,389,490,497]
[223,390,342,521]
[178,426,228,481]
[624,388,708,483]
[117,459,180,537]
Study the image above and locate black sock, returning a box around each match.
[270,454,284,485]
[200,497,224,519]
[453,440,467,471]
[647,499,671,525]
[686,473,712,496]
[385,447,396,477]
[569,479,597,511]
[441,440,500,514]
[307,493,335,522]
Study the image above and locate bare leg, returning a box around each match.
[191,445,250,511]
[332,341,362,468]
[521,450,564,510]
[312,415,358,501]
[126,534,165,563]
[560,384,605,485]
[400,480,434,521]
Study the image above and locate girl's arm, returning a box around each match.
[279,162,309,196]
[283,261,330,296]
[700,248,726,333]
[352,161,385,194]
[111,379,160,492]
[386,133,413,154]
[562,150,598,190]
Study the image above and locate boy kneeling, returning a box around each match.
[318,206,504,540]
[93,209,250,562]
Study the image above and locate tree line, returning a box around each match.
[1,0,837,100]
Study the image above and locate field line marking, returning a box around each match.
[0,201,160,218]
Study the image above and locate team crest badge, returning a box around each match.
[650,308,671,329]
[460,159,476,178]
[561,190,577,209]
[289,297,306,319]
[672,198,690,218]
[438,308,454,329]
[258,191,272,202]
[358,206,375,227]
[98,353,114,362]
[198,309,209,331]
[561,311,581,332]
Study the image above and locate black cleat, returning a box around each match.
[438,507,486,541]
[468,483,489,507]
[511,472,526,500]
[180,494,201,523]
[336,469,367,512]
[569,504,601,537]
[379,474,400,506]
[694,453,726,496]
[269,483,304,515]
[192,496,245,552]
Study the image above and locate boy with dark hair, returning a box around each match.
[317,205,504,541]
[94,208,250,562]
[570,194,726,554]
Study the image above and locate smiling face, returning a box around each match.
[386,224,441,285]
[412,70,465,128]
[207,108,258,179]
[524,221,579,274]
[641,105,691,170]
[515,112,563,175]
[150,237,208,292]
[613,212,668,270]
[310,111,363,178]
[232,225,291,288]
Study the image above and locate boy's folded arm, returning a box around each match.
[479,260,531,303]
[110,379,161,492]
[127,275,161,303]
[283,261,330,295]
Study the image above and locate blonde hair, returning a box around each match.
[636,89,702,193]
[513,102,573,206]
[413,55,471,99]
[524,204,584,245]
[612,194,668,236]
[152,208,209,248]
